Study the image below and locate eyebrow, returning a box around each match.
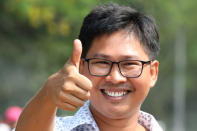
[92,54,110,59]
[92,53,141,60]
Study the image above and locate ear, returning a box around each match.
[79,59,84,74]
[150,60,159,88]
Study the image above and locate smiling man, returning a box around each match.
[16,3,163,131]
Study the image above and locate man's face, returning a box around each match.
[80,30,159,119]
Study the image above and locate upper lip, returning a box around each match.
[98,83,135,92]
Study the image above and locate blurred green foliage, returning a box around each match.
[0,0,197,130]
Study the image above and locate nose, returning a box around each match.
[105,64,127,84]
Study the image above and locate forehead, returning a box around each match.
[86,31,149,60]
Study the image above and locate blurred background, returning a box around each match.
[0,0,196,130]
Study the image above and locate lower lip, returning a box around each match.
[101,90,130,103]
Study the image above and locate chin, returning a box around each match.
[100,105,136,119]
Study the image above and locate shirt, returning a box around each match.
[55,101,163,131]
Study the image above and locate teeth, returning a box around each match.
[104,91,127,97]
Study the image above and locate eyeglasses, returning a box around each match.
[83,58,152,78]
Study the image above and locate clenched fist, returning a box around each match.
[43,39,92,111]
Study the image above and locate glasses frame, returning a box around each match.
[83,58,152,78]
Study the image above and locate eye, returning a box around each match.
[123,61,139,66]
[90,59,111,68]
[121,61,141,69]
[92,60,109,65]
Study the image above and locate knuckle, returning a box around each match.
[86,84,92,91]
[62,82,74,93]
[82,92,90,100]
[81,76,92,90]
[84,93,90,100]
[56,101,63,109]
[78,101,85,107]
[67,66,77,75]
[87,81,93,89]
[58,91,66,101]
[67,71,78,81]
[67,75,75,81]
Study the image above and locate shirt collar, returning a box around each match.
[58,101,163,131]
[66,101,99,131]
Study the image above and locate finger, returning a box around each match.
[57,102,77,111]
[71,39,82,69]
[59,92,85,107]
[74,74,92,91]
[61,39,82,74]
[67,73,92,91]
[62,81,90,101]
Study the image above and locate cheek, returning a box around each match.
[138,68,152,87]
[129,73,152,95]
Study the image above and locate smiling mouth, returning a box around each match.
[100,89,131,97]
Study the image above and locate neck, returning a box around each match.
[90,105,147,131]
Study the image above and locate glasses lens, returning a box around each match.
[119,60,142,77]
[89,59,111,76]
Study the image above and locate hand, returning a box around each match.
[43,39,92,111]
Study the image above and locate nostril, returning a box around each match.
[105,73,127,84]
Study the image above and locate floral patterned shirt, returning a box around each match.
[54,101,163,131]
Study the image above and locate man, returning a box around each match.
[16,3,163,131]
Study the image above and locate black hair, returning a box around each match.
[79,3,160,60]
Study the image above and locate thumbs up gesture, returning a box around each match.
[43,39,92,111]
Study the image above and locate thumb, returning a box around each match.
[71,39,82,69]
